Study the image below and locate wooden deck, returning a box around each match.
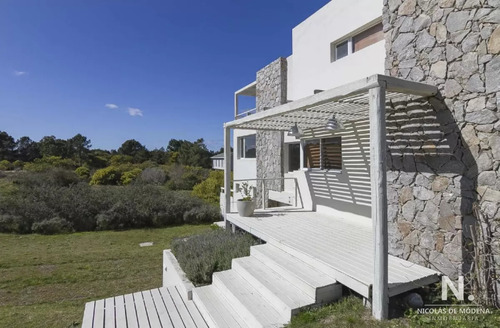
[226,209,441,299]
[82,286,208,328]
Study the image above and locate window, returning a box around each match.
[330,22,383,62]
[238,134,256,158]
[305,137,341,170]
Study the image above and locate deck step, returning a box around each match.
[232,256,314,318]
[212,270,285,328]
[250,244,341,304]
[192,285,248,328]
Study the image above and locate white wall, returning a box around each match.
[287,0,385,100]
[233,129,257,192]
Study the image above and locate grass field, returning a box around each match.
[0,224,211,328]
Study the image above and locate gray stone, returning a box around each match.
[409,67,424,81]
[462,32,480,53]
[481,201,499,219]
[446,11,470,33]
[398,221,413,238]
[478,171,496,186]
[446,44,463,62]
[439,0,455,7]
[414,14,431,31]
[450,30,470,43]
[465,74,485,92]
[428,47,445,63]
[416,31,436,51]
[463,0,480,8]
[429,251,458,278]
[477,152,493,171]
[466,96,486,112]
[486,56,500,93]
[438,211,456,232]
[400,186,414,204]
[483,9,500,24]
[398,0,416,16]
[399,171,416,185]
[392,33,416,53]
[430,61,447,78]
[461,124,480,147]
[415,174,431,188]
[432,176,450,191]
[388,0,403,12]
[465,110,498,124]
[489,135,500,161]
[403,230,420,246]
[413,186,435,200]
[388,204,399,222]
[402,200,417,220]
[488,26,500,54]
[443,234,463,262]
[420,231,435,249]
[399,16,415,33]
[444,79,462,97]
[399,58,417,68]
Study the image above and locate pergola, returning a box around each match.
[222,74,438,320]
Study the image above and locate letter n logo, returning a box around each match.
[441,276,464,301]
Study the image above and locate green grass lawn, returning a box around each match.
[0,224,211,328]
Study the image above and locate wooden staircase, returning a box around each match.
[192,243,342,328]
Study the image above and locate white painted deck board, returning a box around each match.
[84,287,207,328]
[227,210,441,298]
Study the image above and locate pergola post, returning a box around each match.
[369,85,388,320]
[223,125,232,224]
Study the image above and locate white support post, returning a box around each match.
[369,85,388,320]
[234,94,239,119]
[262,180,266,209]
[224,126,232,222]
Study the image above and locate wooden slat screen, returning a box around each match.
[322,137,342,170]
[305,137,342,170]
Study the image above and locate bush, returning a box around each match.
[183,204,222,224]
[121,168,143,185]
[0,160,13,171]
[75,166,90,179]
[138,167,166,185]
[12,169,80,187]
[0,214,25,233]
[31,217,74,234]
[192,170,227,205]
[172,229,261,286]
[90,167,121,185]
[166,165,209,190]
[13,160,24,169]
[24,156,77,172]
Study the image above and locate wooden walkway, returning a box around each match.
[82,286,208,328]
[226,209,441,299]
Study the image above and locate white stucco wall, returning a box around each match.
[287,0,385,100]
[233,129,257,191]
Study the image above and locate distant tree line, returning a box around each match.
[0,131,220,169]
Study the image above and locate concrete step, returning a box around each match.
[250,244,342,304]
[192,285,249,328]
[212,270,285,328]
[232,256,314,319]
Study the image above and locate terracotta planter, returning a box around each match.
[236,200,255,217]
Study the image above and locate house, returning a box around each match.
[211,152,231,171]
[83,0,500,326]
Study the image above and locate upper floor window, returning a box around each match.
[330,22,384,62]
[238,134,256,159]
[305,137,342,170]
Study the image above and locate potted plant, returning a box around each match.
[236,182,255,217]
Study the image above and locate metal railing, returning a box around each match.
[235,108,256,119]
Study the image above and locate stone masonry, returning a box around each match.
[255,57,288,207]
[383,0,500,300]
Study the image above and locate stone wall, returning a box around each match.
[383,0,500,301]
[256,57,288,207]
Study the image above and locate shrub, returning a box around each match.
[166,165,209,190]
[90,167,121,185]
[192,170,227,205]
[24,156,77,172]
[172,229,261,285]
[121,168,143,185]
[0,214,24,233]
[0,160,13,171]
[31,217,74,234]
[109,155,133,166]
[12,169,80,187]
[13,160,24,170]
[138,167,166,185]
[183,204,221,224]
[75,166,90,179]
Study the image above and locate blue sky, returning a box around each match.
[0,0,329,151]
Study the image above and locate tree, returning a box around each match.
[177,138,212,168]
[68,134,91,165]
[0,131,16,161]
[15,136,41,162]
[39,136,68,158]
[118,139,149,163]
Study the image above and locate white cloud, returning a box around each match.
[105,103,119,109]
[128,107,143,117]
[13,70,27,76]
